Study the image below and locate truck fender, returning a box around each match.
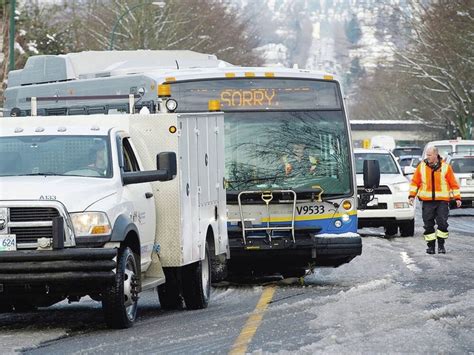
[110,214,139,243]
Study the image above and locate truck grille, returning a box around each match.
[10,226,54,243]
[6,207,60,248]
[10,207,59,222]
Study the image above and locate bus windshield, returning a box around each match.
[0,136,112,178]
[224,111,352,196]
[170,78,351,197]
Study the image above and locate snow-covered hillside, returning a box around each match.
[233,0,410,88]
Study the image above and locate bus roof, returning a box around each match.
[7,50,338,88]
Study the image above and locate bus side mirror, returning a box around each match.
[363,160,380,189]
[156,152,177,180]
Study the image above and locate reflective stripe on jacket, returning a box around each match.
[409,160,461,201]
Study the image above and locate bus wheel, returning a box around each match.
[13,302,37,312]
[0,303,13,313]
[102,247,139,329]
[182,243,211,310]
[281,269,307,279]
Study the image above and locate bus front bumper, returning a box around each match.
[228,233,362,272]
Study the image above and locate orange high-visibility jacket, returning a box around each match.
[409,160,461,201]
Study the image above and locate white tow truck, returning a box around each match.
[0,110,228,328]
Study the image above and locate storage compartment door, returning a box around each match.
[179,117,194,264]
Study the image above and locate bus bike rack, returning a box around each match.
[237,189,297,245]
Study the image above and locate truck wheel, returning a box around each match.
[399,219,415,237]
[384,224,398,237]
[182,243,211,310]
[102,247,139,329]
[157,268,183,310]
[211,253,228,283]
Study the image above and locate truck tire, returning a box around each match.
[182,243,211,310]
[157,268,183,310]
[102,247,139,329]
[211,253,228,283]
[384,224,398,237]
[399,219,415,237]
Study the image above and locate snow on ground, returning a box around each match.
[0,329,66,354]
[250,212,474,354]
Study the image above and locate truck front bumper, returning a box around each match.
[0,248,117,285]
[228,233,362,274]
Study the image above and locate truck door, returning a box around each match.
[120,137,155,268]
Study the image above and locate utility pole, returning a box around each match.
[9,0,16,71]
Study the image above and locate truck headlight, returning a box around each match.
[70,212,111,237]
[392,182,409,193]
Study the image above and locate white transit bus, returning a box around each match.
[4,50,373,278]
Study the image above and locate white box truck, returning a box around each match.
[0,112,228,328]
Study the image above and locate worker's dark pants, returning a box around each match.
[422,200,449,241]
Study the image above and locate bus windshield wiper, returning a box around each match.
[226,175,283,189]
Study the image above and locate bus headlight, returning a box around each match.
[334,220,342,228]
[165,99,178,112]
[70,212,111,236]
[392,182,409,193]
[342,213,350,223]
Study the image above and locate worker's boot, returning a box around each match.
[437,238,446,254]
[426,240,435,254]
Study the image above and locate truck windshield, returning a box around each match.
[224,111,352,196]
[457,145,474,154]
[355,153,399,174]
[451,158,474,173]
[0,136,112,178]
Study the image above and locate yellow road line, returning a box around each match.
[229,286,276,355]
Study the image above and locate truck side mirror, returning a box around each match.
[157,152,177,180]
[363,160,380,189]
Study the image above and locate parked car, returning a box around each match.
[445,154,474,208]
[355,148,415,237]
[422,139,474,159]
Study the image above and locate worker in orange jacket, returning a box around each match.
[409,146,461,254]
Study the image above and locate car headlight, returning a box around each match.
[70,212,111,237]
[392,182,410,193]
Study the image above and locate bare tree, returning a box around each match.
[83,0,263,66]
[395,0,474,139]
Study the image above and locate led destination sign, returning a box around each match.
[220,88,278,108]
[170,78,341,112]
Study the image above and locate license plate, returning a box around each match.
[0,234,16,251]
[367,198,378,207]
